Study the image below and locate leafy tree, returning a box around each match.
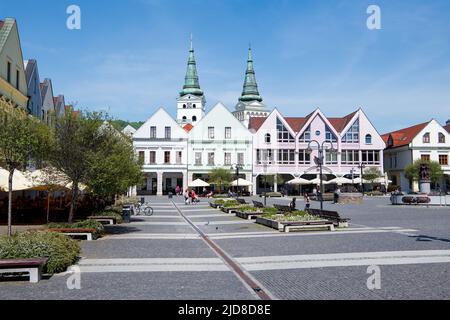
[363,167,382,190]
[0,99,51,236]
[209,168,232,193]
[405,159,443,184]
[48,109,107,223]
[85,124,143,198]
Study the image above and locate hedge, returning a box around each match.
[92,210,123,224]
[0,231,80,274]
[47,219,105,237]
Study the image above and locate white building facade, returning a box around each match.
[133,108,188,195]
[382,120,450,193]
[187,102,253,191]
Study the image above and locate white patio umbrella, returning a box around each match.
[230,178,253,187]
[189,178,210,187]
[325,177,354,185]
[373,177,392,185]
[286,177,311,185]
[308,178,322,185]
[0,168,32,192]
[353,177,370,184]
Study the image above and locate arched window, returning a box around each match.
[365,134,372,144]
[438,132,445,143]
[193,104,196,108]
[423,133,430,143]
[183,104,186,109]
[192,116,197,122]
[182,116,187,121]
[265,133,271,144]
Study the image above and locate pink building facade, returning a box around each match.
[249,108,386,194]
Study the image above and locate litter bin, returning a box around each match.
[168,192,173,199]
[140,197,145,204]
[122,205,131,223]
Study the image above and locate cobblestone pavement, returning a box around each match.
[1,195,449,300]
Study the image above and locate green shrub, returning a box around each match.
[213,199,225,205]
[93,210,123,224]
[104,205,123,214]
[212,194,229,198]
[262,207,278,214]
[238,205,259,212]
[0,231,80,274]
[223,200,239,207]
[47,220,105,237]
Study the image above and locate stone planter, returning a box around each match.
[338,193,363,204]
[256,217,283,231]
[235,211,263,220]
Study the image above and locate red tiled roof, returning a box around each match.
[381,122,429,148]
[248,117,267,131]
[183,123,194,132]
[445,124,450,134]
[284,117,307,132]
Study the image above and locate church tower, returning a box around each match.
[177,36,206,125]
[233,46,269,127]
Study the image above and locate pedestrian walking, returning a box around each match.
[304,193,311,210]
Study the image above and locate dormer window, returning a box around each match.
[438,132,445,143]
[365,134,372,144]
[423,133,430,143]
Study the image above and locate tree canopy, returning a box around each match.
[404,159,443,183]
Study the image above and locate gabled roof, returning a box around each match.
[248,117,267,131]
[444,124,450,134]
[328,111,358,133]
[0,18,14,54]
[24,59,37,86]
[284,117,307,132]
[381,121,430,148]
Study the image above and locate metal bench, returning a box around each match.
[282,220,335,233]
[0,258,48,283]
[252,200,265,208]
[236,198,248,205]
[47,228,96,240]
[88,216,117,225]
[307,209,350,227]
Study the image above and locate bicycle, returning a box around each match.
[134,202,154,216]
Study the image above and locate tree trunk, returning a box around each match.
[68,181,79,223]
[7,169,14,237]
[46,191,51,223]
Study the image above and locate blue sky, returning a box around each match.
[2,0,450,133]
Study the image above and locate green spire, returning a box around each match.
[180,35,203,97]
[239,46,263,102]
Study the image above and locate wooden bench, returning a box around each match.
[306,209,350,227]
[273,204,293,214]
[252,200,265,208]
[88,216,117,225]
[282,220,335,233]
[47,228,96,241]
[0,258,48,283]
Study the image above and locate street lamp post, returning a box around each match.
[230,163,243,199]
[358,162,366,195]
[306,140,336,210]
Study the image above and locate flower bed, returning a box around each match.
[0,231,80,274]
[256,211,326,231]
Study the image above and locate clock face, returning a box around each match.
[187,102,193,108]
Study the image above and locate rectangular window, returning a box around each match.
[149,151,156,164]
[176,151,182,164]
[277,118,294,143]
[164,151,170,164]
[16,69,19,90]
[225,127,231,139]
[208,127,214,139]
[7,61,11,83]
[224,152,231,165]
[341,150,360,165]
[150,126,157,139]
[195,152,202,165]
[325,151,338,164]
[256,149,273,164]
[208,152,215,166]
[277,149,295,165]
[299,127,311,143]
[237,153,244,165]
[342,119,360,143]
[165,127,171,139]
[298,150,311,164]
[439,155,448,165]
[421,154,431,162]
[138,151,145,164]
